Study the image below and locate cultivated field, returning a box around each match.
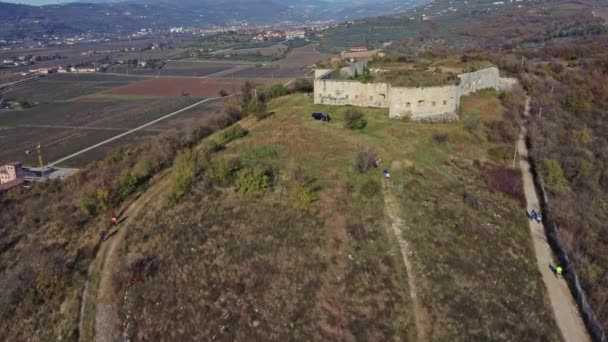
[102,77,291,97]
[220,44,325,79]
[210,43,288,57]
[1,73,142,103]
[0,97,203,167]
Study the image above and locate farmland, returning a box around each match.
[219,44,326,78]
[0,96,205,167]
[1,73,142,103]
[0,42,312,170]
[102,77,291,98]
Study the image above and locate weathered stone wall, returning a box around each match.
[457,67,501,96]
[314,79,390,107]
[389,85,459,120]
[313,67,516,120]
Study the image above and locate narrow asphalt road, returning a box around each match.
[518,97,589,342]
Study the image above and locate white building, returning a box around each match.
[0,162,23,184]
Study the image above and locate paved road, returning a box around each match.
[518,97,589,342]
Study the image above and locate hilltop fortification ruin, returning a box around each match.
[314,67,517,120]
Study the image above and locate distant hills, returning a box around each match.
[0,0,431,39]
[318,0,607,52]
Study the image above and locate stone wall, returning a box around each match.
[457,67,501,96]
[314,79,390,107]
[313,66,515,120]
[389,85,459,120]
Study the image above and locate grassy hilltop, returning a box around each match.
[114,89,559,340]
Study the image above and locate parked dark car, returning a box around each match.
[312,112,331,121]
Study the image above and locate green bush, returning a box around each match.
[360,179,382,199]
[79,192,98,216]
[235,168,270,193]
[344,108,367,130]
[263,83,287,99]
[293,185,319,208]
[220,125,248,145]
[205,156,240,183]
[167,149,201,203]
[487,146,512,163]
[247,97,269,120]
[205,141,225,153]
[541,159,566,187]
[293,78,314,93]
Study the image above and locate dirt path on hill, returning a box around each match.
[383,185,428,341]
[78,174,172,342]
[518,97,589,342]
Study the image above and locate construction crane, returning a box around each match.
[25,143,45,178]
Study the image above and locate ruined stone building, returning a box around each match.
[314,67,517,120]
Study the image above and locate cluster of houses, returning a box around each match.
[27,66,97,75]
[250,29,307,42]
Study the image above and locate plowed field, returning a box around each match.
[102,77,291,97]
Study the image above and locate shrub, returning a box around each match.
[218,89,229,97]
[355,147,376,174]
[247,97,269,120]
[220,125,248,145]
[293,78,313,93]
[205,141,225,153]
[79,192,98,216]
[485,120,517,144]
[487,146,512,163]
[205,156,240,183]
[264,84,287,99]
[572,128,592,145]
[432,132,449,144]
[293,184,319,208]
[360,179,382,199]
[541,159,566,187]
[344,108,367,130]
[464,113,480,133]
[235,168,271,193]
[484,164,525,205]
[167,149,201,203]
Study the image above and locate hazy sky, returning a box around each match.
[3,0,75,5]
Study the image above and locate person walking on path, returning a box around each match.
[556,266,564,279]
[111,216,118,226]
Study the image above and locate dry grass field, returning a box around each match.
[113,89,560,340]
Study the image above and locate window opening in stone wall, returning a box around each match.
[406,102,411,108]
[432,101,436,107]
[369,96,373,101]
[443,100,447,105]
